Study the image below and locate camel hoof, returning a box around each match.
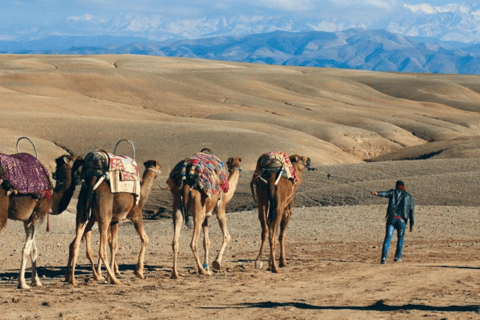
[272,268,281,274]
[198,267,211,276]
[212,261,221,270]
[171,273,179,280]
[18,283,30,290]
[110,279,121,285]
[255,261,264,270]
[32,281,43,287]
[134,271,145,279]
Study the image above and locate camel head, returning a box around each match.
[143,159,162,178]
[50,154,84,215]
[288,155,311,173]
[226,157,242,174]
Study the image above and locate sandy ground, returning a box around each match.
[1,197,480,319]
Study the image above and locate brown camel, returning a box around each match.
[65,155,160,285]
[169,154,242,279]
[83,159,161,281]
[0,154,83,289]
[250,153,310,273]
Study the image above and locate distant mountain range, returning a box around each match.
[3,28,480,75]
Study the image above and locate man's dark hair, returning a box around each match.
[396,180,405,189]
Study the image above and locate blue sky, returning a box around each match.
[2,0,480,40]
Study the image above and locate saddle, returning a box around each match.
[82,150,141,204]
[253,150,298,185]
[0,153,52,197]
[167,151,229,198]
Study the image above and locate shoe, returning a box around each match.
[394,258,402,263]
[380,259,386,264]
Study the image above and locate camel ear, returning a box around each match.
[63,156,70,164]
[292,155,300,163]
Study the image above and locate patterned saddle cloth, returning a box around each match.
[82,151,140,202]
[108,153,139,181]
[0,153,52,196]
[168,151,229,198]
[255,150,298,184]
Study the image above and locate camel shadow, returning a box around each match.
[421,265,480,271]
[0,264,168,280]
[203,300,480,313]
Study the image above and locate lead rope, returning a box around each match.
[46,189,52,232]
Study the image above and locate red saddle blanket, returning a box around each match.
[0,153,52,195]
[168,152,229,198]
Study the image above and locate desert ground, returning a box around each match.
[1,54,480,319]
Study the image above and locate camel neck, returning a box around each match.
[224,169,240,202]
[137,171,157,211]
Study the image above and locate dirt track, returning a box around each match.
[1,163,480,319]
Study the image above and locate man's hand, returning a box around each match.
[371,190,378,196]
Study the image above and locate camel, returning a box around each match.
[0,154,83,289]
[169,152,242,279]
[250,152,310,273]
[83,159,161,281]
[65,155,161,285]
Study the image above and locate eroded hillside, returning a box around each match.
[0,54,479,170]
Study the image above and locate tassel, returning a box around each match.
[45,190,51,200]
[46,213,50,232]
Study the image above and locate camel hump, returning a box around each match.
[167,152,229,198]
[0,153,52,195]
[82,150,109,178]
[258,151,298,184]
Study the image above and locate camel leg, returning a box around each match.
[30,235,42,287]
[171,195,183,279]
[255,193,268,270]
[18,222,38,289]
[0,189,8,234]
[131,213,149,279]
[279,206,293,268]
[94,225,119,279]
[268,207,283,274]
[190,212,210,276]
[97,219,120,285]
[109,224,121,277]
[83,218,104,281]
[67,221,88,285]
[212,208,231,271]
[67,186,91,285]
[202,218,210,272]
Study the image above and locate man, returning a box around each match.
[372,180,414,264]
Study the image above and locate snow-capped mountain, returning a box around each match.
[7,2,480,45]
[4,29,480,75]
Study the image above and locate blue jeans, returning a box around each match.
[381,216,406,261]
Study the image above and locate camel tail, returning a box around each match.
[266,170,278,224]
[0,215,7,234]
[250,180,257,203]
[181,183,191,227]
[77,175,97,224]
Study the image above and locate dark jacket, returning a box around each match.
[378,189,414,228]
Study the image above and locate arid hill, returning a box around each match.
[1,54,480,172]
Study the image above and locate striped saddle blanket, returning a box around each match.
[168,151,229,198]
[0,153,52,196]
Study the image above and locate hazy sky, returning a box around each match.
[2,0,480,40]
